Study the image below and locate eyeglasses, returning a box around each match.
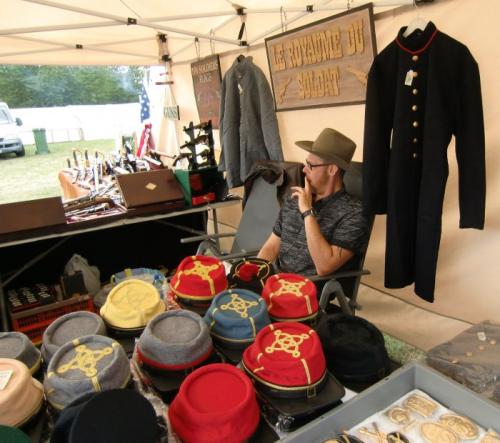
[305,160,334,170]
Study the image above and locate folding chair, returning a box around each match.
[182,161,373,315]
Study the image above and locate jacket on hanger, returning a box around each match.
[219,56,283,188]
[362,22,485,302]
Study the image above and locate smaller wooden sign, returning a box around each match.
[164,105,180,120]
[191,55,222,128]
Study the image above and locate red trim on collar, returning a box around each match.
[395,28,438,55]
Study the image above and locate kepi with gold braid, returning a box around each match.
[227,257,274,294]
[43,335,130,410]
[100,278,165,330]
[242,322,327,397]
[170,255,227,310]
[262,273,318,322]
[204,289,270,350]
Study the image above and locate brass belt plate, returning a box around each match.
[420,422,458,443]
[438,413,479,440]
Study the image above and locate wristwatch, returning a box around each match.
[301,208,317,220]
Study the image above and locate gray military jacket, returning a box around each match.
[219,56,283,188]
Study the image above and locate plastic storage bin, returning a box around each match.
[281,362,500,442]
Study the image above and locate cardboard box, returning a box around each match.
[281,362,500,442]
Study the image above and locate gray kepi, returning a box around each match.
[42,311,107,364]
[295,128,356,171]
[44,334,130,411]
[136,309,216,401]
[0,332,41,375]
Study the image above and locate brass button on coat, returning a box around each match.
[412,55,419,62]
[412,89,418,95]
[412,153,418,159]
[413,138,418,143]
[412,105,418,111]
[413,121,419,128]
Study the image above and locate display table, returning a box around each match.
[0,199,240,331]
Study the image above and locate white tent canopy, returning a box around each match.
[0,0,412,66]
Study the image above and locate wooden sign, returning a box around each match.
[191,55,222,128]
[265,3,376,111]
[164,105,180,120]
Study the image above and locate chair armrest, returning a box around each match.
[219,250,260,261]
[306,269,370,282]
[180,233,236,244]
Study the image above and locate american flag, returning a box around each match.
[140,85,150,122]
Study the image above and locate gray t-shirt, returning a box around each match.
[273,188,370,276]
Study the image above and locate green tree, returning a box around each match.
[0,65,145,107]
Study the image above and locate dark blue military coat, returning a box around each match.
[362,22,485,302]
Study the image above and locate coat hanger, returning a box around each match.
[402,0,429,38]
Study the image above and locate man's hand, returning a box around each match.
[291,178,313,214]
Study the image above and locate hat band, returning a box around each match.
[241,360,326,391]
[136,346,213,372]
[171,287,218,301]
[270,311,319,322]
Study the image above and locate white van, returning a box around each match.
[0,102,24,157]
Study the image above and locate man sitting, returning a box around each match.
[258,128,370,277]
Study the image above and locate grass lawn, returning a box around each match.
[0,139,115,204]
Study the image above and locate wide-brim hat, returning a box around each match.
[100,279,166,330]
[168,363,260,443]
[41,311,107,364]
[295,128,356,171]
[0,358,44,428]
[261,273,318,322]
[44,335,130,410]
[242,322,326,398]
[0,332,41,375]
[316,313,390,383]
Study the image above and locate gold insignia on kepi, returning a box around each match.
[57,344,113,377]
[265,329,310,358]
[438,413,479,440]
[386,406,412,425]
[177,260,218,294]
[404,393,438,417]
[274,279,306,296]
[420,422,458,443]
[220,293,258,318]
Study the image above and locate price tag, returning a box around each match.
[0,370,13,391]
[405,70,414,86]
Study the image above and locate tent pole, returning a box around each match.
[23,0,241,45]
[170,15,238,59]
